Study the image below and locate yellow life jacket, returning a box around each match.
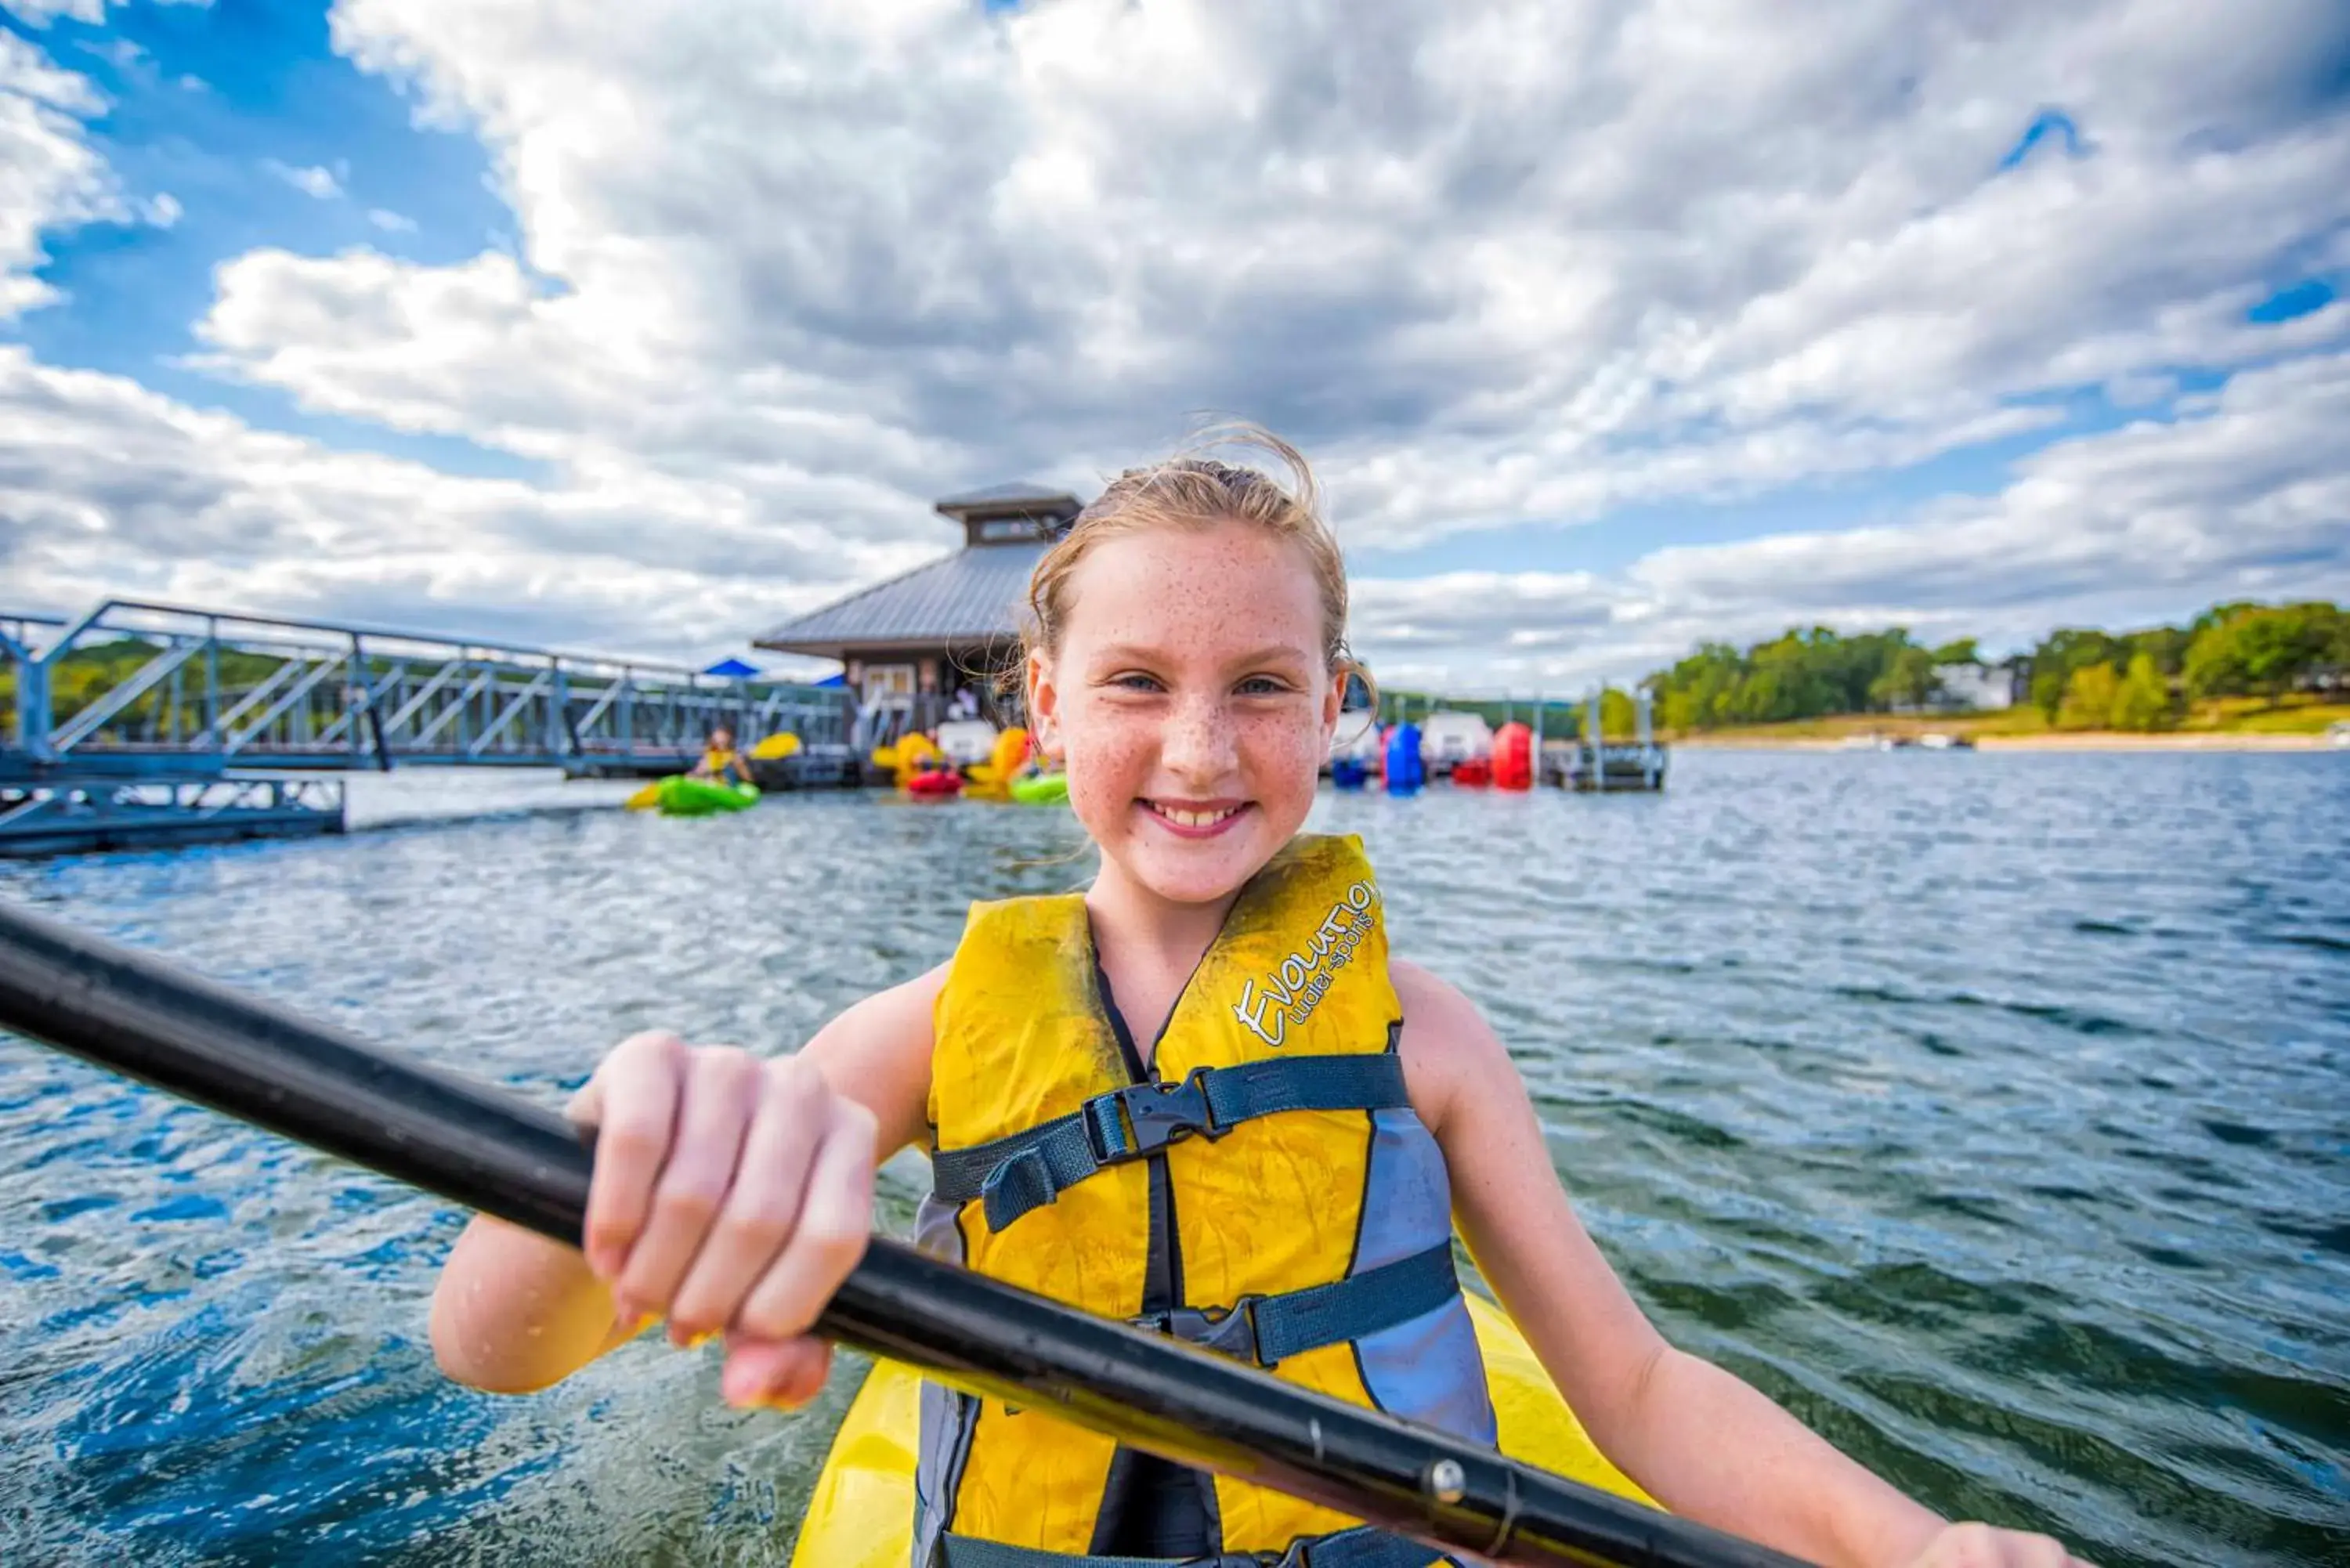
[701,747,747,783]
[914,834,1492,1566]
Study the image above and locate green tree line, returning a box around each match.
[0,638,286,742]
[1642,600,2348,734]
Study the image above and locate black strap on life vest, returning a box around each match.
[930,1053,1411,1233]
[1132,1241,1459,1369]
[938,1521,1450,1568]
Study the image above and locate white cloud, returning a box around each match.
[206,1,2335,541]
[263,158,345,201]
[367,207,417,233]
[1626,363,2350,627]
[0,0,106,25]
[3,0,210,22]
[1350,349,2350,691]
[0,29,121,317]
[141,191,182,228]
[0,344,931,661]
[2,3,2346,681]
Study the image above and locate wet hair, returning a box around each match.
[1022,425,1360,686]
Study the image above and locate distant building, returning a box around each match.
[754,482,1085,732]
[1932,659,2026,711]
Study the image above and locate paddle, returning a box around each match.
[0,899,1809,1568]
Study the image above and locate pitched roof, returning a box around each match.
[754,541,1043,656]
[932,481,1081,518]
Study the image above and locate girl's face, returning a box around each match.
[1030,521,1343,909]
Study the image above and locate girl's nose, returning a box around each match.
[1159,693,1236,784]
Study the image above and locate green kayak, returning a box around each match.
[646,776,761,817]
[1009,772,1069,806]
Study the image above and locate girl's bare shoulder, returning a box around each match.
[1388,957,1519,1132]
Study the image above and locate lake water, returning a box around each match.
[0,752,2343,1566]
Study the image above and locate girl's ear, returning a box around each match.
[1027,650,1062,761]
[1318,661,1348,744]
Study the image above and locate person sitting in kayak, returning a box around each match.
[430,432,2093,1568]
[689,727,751,787]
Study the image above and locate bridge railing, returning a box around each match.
[2,599,851,780]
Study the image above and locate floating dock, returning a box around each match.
[1540,691,1667,792]
[0,775,345,856]
[1542,742,1669,792]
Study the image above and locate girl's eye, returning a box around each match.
[1110,673,1163,693]
[1235,675,1292,697]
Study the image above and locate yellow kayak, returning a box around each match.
[788,1291,1655,1565]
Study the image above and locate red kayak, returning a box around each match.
[906,770,964,798]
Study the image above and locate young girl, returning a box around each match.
[432,435,2092,1568]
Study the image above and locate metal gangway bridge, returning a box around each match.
[2,599,853,855]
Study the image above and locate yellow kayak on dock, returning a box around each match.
[788,1291,1655,1566]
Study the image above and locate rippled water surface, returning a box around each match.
[2,752,2344,1566]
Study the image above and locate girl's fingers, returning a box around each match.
[1904,1525,2090,1568]
[611,1045,764,1320]
[2005,1531,2077,1568]
[720,1334,833,1409]
[665,1057,828,1342]
[577,1031,685,1279]
[736,1096,877,1342]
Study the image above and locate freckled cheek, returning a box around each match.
[1066,712,1155,793]
[1235,715,1325,789]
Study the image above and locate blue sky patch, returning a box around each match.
[4,0,530,476]
[1998,108,2085,172]
[2247,276,2337,324]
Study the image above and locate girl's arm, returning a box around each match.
[428,964,943,1398]
[1394,960,2085,1568]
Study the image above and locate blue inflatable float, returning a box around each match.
[1384,722,1425,796]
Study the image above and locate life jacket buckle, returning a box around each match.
[1136,1295,1269,1366]
[1099,1068,1224,1158]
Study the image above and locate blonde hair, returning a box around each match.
[1022,425,1357,681]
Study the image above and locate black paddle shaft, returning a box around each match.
[0,898,1809,1568]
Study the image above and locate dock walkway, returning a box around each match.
[2,599,853,855]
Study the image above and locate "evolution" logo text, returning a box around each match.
[1230,879,1379,1047]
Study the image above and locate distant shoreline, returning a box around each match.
[1675,730,2338,752]
[1654,694,2349,753]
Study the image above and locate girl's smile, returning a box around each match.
[1141,797,1252,836]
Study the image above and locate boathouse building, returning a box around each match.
[754,482,1083,731]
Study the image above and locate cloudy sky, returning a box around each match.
[3,1,2346,690]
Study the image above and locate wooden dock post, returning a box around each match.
[1585,690,1602,790]
[1636,689,1661,789]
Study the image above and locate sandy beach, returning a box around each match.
[1675,729,2343,752]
